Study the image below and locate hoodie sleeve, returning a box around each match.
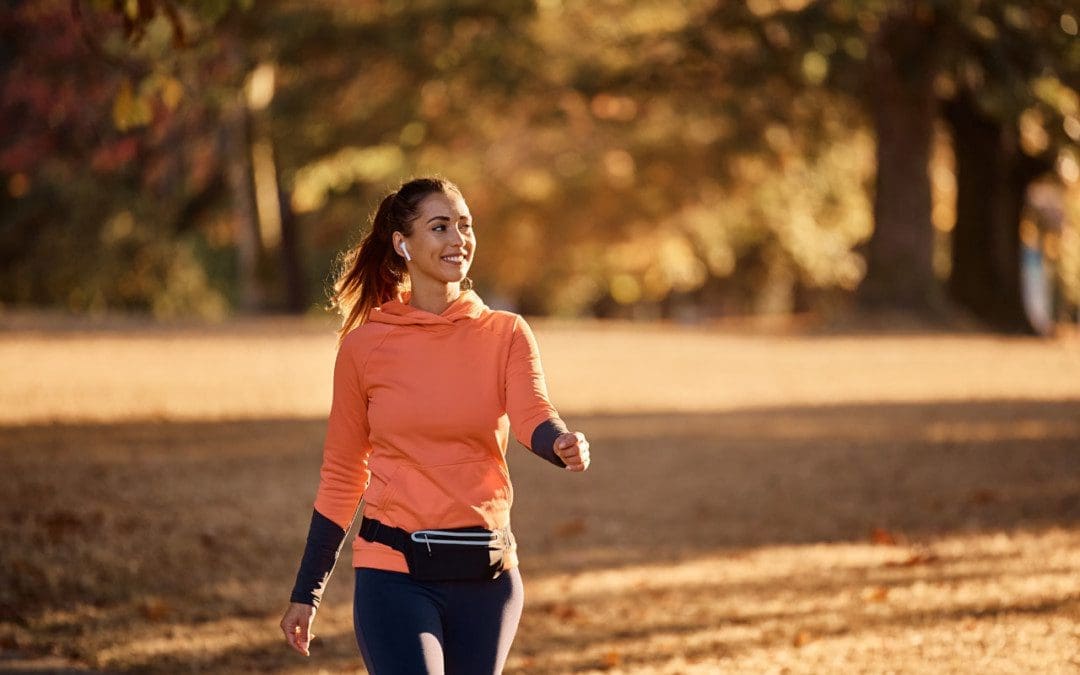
[505,314,567,467]
[290,334,373,607]
[312,334,373,527]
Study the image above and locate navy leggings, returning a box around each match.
[353,566,525,674]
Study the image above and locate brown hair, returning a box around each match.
[327,176,473,347]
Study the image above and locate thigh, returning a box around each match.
[440,567,525,675]
[354,568,446,675]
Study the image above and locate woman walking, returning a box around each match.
[280,176,591,674]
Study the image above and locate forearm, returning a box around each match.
[289,508,350,608]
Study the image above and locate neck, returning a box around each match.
[405,279,462,315]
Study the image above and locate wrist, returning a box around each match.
[289,590,320,609]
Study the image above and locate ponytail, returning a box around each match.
[326,176,472,348]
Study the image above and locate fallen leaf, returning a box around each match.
[553,518,587,538]
[862,585,889,602]
[885,548,940,567]
[968,488,999,505]
[541,602,579,620]
[141,597,171,621]
[869,526,899,545]
[793,630,813,647]
[42,510,85,542]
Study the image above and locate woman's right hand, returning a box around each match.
[280,602,317,656]
[554,431,591,472]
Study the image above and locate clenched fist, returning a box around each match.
[554,431,590,472]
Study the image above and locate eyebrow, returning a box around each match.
[426,215,472,224]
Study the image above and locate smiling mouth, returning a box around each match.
[441,255,467,264]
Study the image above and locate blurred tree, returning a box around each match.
[509,1,874,318]
[72,0,298,313]
[936,3,1078,335]
[3,0,1075,329]
[860,4,944,316]
[248,1,554,309]
[681,0,1079,332]
[0,0,250,317]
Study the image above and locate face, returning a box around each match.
[393,190,476,287]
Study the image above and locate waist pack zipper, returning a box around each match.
[410,530,502,555]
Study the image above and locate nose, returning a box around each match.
[450,225,468,247]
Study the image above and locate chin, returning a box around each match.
[435,273,469,285]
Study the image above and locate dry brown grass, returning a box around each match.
[1,312,1078,673]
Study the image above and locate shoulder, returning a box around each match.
[488,309,522,327]
[481,309,531,337]
[339,321,396,363]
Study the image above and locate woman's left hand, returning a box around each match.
[554,431,590,472]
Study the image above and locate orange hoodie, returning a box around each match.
[312,288,564,574]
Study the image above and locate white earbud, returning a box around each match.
[400,242,411,261]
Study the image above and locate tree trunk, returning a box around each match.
[223,95,264,313]
[944,90,1052,335]
[857,9,946,316]
[278,185,307,313]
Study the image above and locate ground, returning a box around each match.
[0,311,1078,673]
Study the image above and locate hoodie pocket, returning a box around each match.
[364,461,402,510]
[381,456,513,531]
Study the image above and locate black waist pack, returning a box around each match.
[359,516,512,581]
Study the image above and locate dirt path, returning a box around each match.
[1,316,1078,673]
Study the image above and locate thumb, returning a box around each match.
[296,622,311,654]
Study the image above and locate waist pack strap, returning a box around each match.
[359,516,512,554]
[358,516,410,555]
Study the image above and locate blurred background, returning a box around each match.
[3,2,1080,673]
[2,0,1078,333]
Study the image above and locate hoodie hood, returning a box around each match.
[368,288,488,326]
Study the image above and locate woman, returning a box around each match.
[280,176,591,674]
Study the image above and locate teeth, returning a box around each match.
[442,255,464,262]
